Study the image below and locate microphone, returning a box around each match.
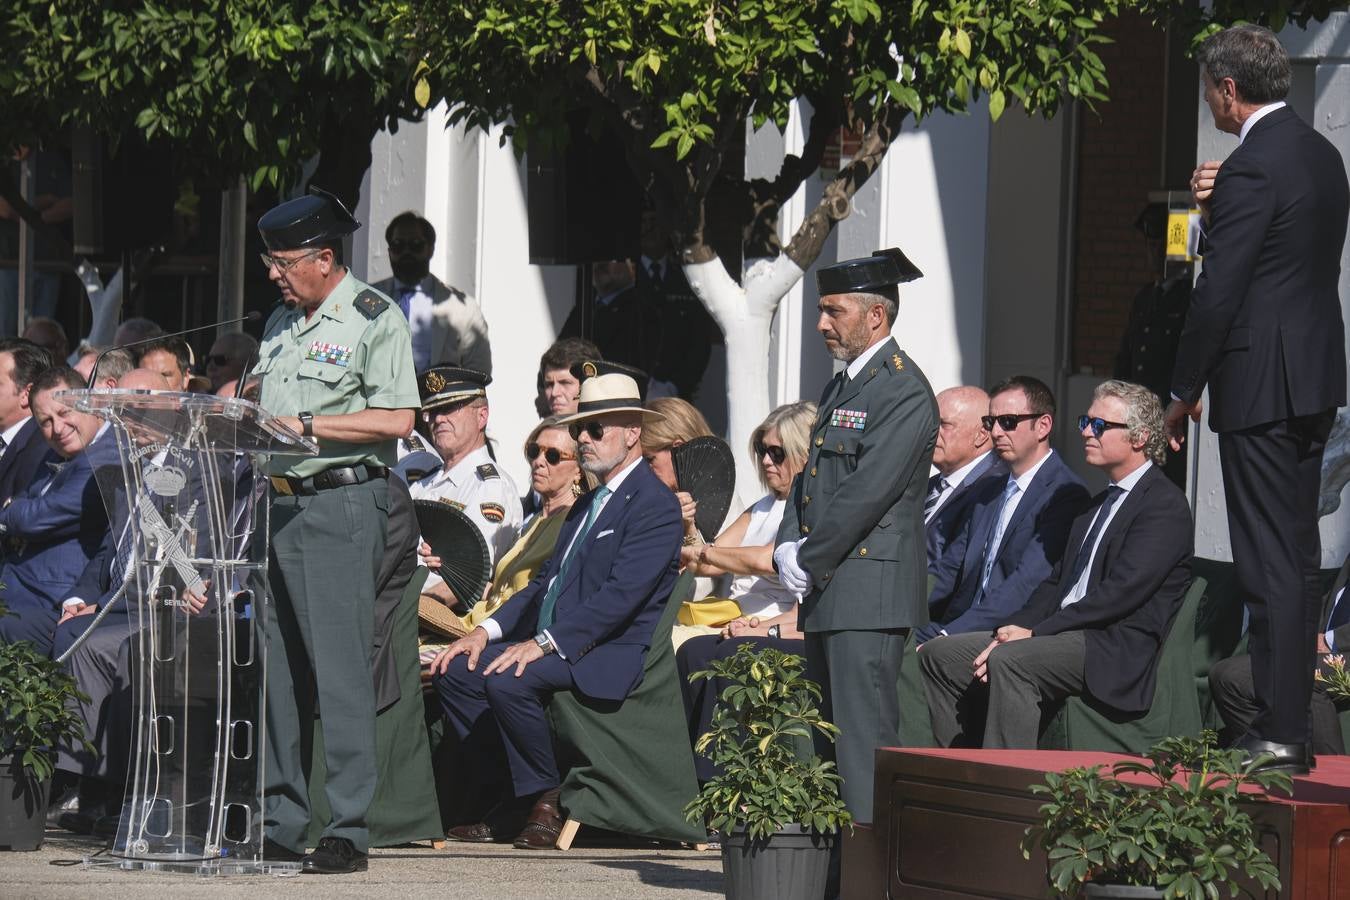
[88,310,263,389]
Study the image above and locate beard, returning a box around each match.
[391,257,430,286]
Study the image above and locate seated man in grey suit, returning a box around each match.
[926,385,1005,570]
[921,380,1192,748]
[916,375,1089,645]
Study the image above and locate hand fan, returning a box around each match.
[413,499,492,613]
[672,435,736,542]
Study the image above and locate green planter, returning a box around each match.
[722,824,833,900]
[0,754,49,851]
[1082,885,1165,899]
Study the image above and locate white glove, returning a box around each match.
[774,538,812,595]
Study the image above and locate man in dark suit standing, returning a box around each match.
[926,385,1005,569]
[0,337,54,509]
[917,376,1089,645]
[429,372,681,848]
[923,381,1192,748]
[773,248,937,825]
[1165,25,1350,772]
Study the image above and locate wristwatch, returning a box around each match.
[534,632,556,655]
[298,411,314,437]
[767,624,781,640]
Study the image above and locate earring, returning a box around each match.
[571,479,583,497]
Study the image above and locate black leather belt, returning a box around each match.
[269,464,389,497]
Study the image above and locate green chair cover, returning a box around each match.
[897,630,936,747]
[1039,574,1208,752]
[307,568,442,847]
[546,570,705,844]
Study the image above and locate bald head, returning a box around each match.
[933,385,991,476]
[117,368,172,391]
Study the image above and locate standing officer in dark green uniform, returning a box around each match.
[253,188,419,874]
[774,249,937,827]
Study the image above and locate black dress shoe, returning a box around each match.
[263,838,305,862]
[301,836,368,874]
[1235,734,1313,775]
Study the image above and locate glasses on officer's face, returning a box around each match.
[259,248,322,274]
[981,413,1040,432]
[527,443,577,465]
[388,238,426,254]
[1078,415,1130,439]
[754,442,787,465]
[568,421,608,441]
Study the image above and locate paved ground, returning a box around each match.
[6,831,725,899]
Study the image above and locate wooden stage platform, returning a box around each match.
[842,748,1350,899]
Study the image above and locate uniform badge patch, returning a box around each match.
[424,371,446,393]
[830,408,867,430]
[480,502,506,523]
[476,463,499,480]
[892,352,905,371]
[306,341,353,367]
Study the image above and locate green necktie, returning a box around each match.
[536,485,612,632]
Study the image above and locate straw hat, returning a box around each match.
[554,373,664,425]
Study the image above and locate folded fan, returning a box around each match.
[413,499,492,615]
[672,435,736,542]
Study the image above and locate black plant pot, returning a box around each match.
[0,754,49,851]
[721,823,834,900]
[1082,884,1165,898]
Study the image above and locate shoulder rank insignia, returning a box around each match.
[480,501,506,523]
[892,353,904,371]
[354,290,389,320]
[476,463,499,480]
[830,408,867,431]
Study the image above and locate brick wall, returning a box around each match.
[1071,12,1168,375]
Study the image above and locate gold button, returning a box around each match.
[859,548,868,557]
[801,525,810,534]
[815,436,824,447]
[869,368,877,376]
[836,443,844,452]
[810,467,817,477]
[803,495,811,505]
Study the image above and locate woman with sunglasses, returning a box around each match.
[639,397,714,544]
[673,401,816,782]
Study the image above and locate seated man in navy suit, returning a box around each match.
[0,365,115,656]
[926,385,1005,570]
[428,372,682,849]
[917,375,1089,645]
[0,338,56,514]
[921,380,1192,748]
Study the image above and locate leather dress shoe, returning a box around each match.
[301,836,368,874]
[263,837,305,862]
[446,796,533,843]
[512,788,564,850]
[1235,734,1313,775]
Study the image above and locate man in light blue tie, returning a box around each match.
[428,372,682,849]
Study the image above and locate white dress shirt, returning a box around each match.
[1239,101,1286,144]
[988,450,1055,561]
[1061,461,1152,608]
[394,277,437,372]
[931,451,993,519]
[845,338,889,381]
[0,415,30,457]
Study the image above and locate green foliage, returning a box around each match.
[683,644,852,840]
[1315,653,1350,702]
[0,601,91,783]
[1021,732,1287,898]
[0,0,414,192]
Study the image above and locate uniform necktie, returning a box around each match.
[398,285,416,319]
[537,485,612,631]
[1065,485,1124,590]
[978,479,1021,597]
[924,474,950,522]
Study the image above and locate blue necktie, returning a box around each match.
[536,486,612,631]
[978,478,1021,597]
[398,285,416,319]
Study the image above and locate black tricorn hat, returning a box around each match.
[568,359,650,403]
[420,365,490,411]
[815,247,923,296]
[257,186,361,252]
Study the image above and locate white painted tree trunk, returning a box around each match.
[683,253,806,504]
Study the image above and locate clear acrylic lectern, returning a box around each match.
[60,389,316,875]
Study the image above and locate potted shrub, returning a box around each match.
[1020,731,1288,899]
[684,644,851,900]
[0,602,90,851]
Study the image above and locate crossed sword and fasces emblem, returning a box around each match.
[131,493,208,599]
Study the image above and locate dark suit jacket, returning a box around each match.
[488,458,682,702]
[637,261,720,400]
[1171,107,1350,432]
[0,417,56,506]
[919,450,1089,643]
[926,452,1006,572]
[560,285,660,378]
[1006,464,1193,715]
[778,338,938,631]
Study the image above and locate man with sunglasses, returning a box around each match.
[411,365,522,581]
[251,187,420,874]
[372,210,492,376]
[427,372,681,849]
[772,248,936,832]
[920,380,1192,748]
[917,375,1088,645]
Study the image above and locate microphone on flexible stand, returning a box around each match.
[88,310,264,389]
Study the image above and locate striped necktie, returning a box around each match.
[536,486,612,631]
[924,474,949,522]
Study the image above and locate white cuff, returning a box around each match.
[1326,630,1337,652]
[543,628,567,660]
[480,618,503,642]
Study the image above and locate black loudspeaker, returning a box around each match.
[526,112,644,265]
[99,135,176,255]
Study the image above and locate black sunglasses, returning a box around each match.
[1078,415,1130,438]
[388,238,426,254]
[981,413,1040,432]
[527,443,576,465]
[568,421,608,441]
[754,442,787,465]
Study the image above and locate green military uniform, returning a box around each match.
[776,250,937,824]
[253,192,419,859]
